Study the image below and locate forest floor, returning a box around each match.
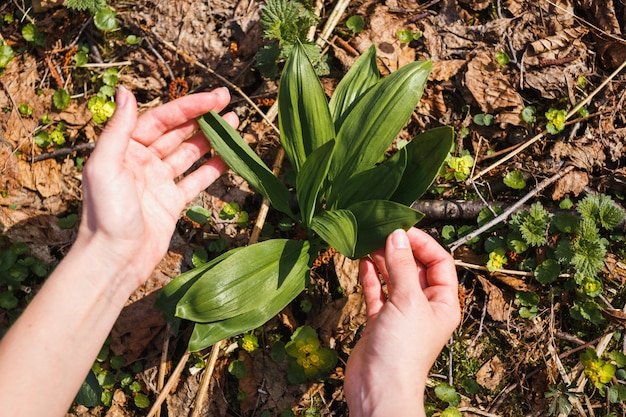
[1,0,626,416]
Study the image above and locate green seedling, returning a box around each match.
[255,0,326,79]
[239,332,259,353]
[520,105,536,124]
[18,103,33,117]
[74,45,89,66]
[0,42,14,71]
[545,108,566,134]
[88,96,116,124]
[503,170,526,190]
[94,7,119,31]
[397,28,422,43]
[284,326,336,383]
[65,0,107,14]
[495,51,510,66]
[346,15,364,34]
[473,113,494,126]
[156,43,452,351]
[21,23,45,46]
[441,150,474,182]
[126,35,141,45]
[580,348,616,389]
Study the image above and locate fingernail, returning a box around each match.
[390,229,409,249]
[116,85,128,108]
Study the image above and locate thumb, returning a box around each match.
[92,86,138,164]
[384,229,423,301]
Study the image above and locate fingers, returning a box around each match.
[176,156,228,203]
[133,88,232,147]
[359,257,385,320]
[383,229,424,301]
[90,87,138,166]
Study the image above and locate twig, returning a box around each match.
[146,350,190,417]
[315,0,352,47]
[190,338,223,417]
[26,142,95,163]
[155,325,170,417]
[457,407,503,417]
[449,166,575,252]
[454,260,572,278]
[69,61,133,69]
[468,58,626,184]
[144,36,175,81]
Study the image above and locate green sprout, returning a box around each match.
[240,333,259,353]
[397,29,422,43]
[18,103,33,117]
[87,96,116,124]
[0,42,15,71]
[503,170,526,190]
[545,108,567,134]
[346,15,364,34]
[580,348,616,389]
[495,51,510,66]
[520,106,536,124]
[486,248,507,272]
[285,326,337,383]
[442,151,474,182]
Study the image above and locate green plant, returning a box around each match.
[65,0,107,14]
[495,51,510,66]
[503,170,526,189]
[397,29,422,43]
[520,105,536,124]
[545,108,567,134]
[255,0,325,79]
[18,103,33,117]
[21,23,45,46]
[94,7,119,31]
[53,88,71,110]
[284,326,336,383]
[441,150,474,182]
[473,113,494,126]
[346,15,364,34]
[0,41,14,72]
[87,96,116,124]
[156,43,452,351]
[545,382,578,416]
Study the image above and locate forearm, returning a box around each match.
[0,240,137,417]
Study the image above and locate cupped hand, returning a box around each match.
[344,228,460,417]
[76,87,238,293]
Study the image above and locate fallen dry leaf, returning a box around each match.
[476,355,506,390]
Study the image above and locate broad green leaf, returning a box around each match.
[330,60,432,181]
[176,239,311,322]
[349,200,424,259]
[310,209,357,257]
[186,246,311,351]
[330,147,407,209]
[198,111,293,217]
[296,139,335,227]
[278,42,334,172]
[328,44,379,129]
[391,126,454,205]
[75,370,101,407]
[155,248,242,320]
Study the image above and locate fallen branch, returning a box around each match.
[449,165,575,252]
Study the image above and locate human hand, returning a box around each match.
[344,228,460,417]
[76,87,238,294]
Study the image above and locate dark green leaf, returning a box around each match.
[278,42,334,172]
[94,7,118,31]
[75,370,102,407]
[328,44,379,130]
[330,147,407,208]
[186,205,211,225]
[535,259,560,284]
[330,59,432,182]
[391,126,454,205]
[155,249,242,320]
[186,246,310,351]
[53,89,70,111]
[349,200,424,259]
[198,111,293,217]
[310,209,357,257]
[296,139,335,227]
[346,15,365,34]
[176,239,311,322]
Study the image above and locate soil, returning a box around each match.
[1,0,626,416]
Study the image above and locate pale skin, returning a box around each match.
[0,87,460,417]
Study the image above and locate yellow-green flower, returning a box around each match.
[240,333,259,353]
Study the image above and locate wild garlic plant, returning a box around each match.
[156,43,453,351]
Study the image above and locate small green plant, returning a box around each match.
[473,113,494,126]
[520,105,536,124]
[18,103,33,117]
[503,170,526,189]
[515,291,539,318]
[441,150,474,182]
[545,382,578,416]
[495,51,510,66]
[88,96,116,124]
[346,15,364,34]
[156,43,452,351]
[65,0,107,14]
[545,108,567,134]
[255,0,325,79]
[284,326,337,383]
[53,88,71,110]
[0,41,14,72]
[94,7,119,31]
[21,23,45,46]
[397,28,422,43]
